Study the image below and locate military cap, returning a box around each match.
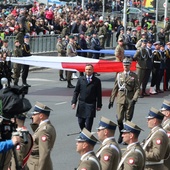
[161,100,170,111]
[14,39,19,43]
[166,42,170,45]
[135,20,139,23]
[146,107,164,120]
[76,128,98,146]
[165,17,169,21]
[69,35,74,39]
[99,20,103,23]
[118,38,123,42]
[141,39,147,43]
[24,35,30,39]
[97,116,117,130]
[127,28,132,31]
[32,101,52,116]
[3,39,8,43]
[153,41,160,46]
[123,57,131,66]
[136,26,141,31]
[121,121,143,135]
[152,20,155,23]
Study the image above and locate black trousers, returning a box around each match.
[78,117,94,132]
[22,64,30,84]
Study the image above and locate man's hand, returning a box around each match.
[108,102,113,109]
[12,136,20,146]
[96,108,101,111]
[72,104,76,109]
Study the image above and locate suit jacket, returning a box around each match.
[72,75,102,118]
[96,137,121,170]
[27,120,56,170]
[109,71,140,104]
[77,151,101,170]
[118,142,145,170]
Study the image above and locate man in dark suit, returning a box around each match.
[71,64,102,132]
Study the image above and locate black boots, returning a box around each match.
[67,81,75,88]
[117,121,124,144]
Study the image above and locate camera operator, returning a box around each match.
[10,113,33,170]
[0,136,20,153]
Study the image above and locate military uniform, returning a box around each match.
[115,44,124,62]
[142,107,169,170]
[164,20,170,42]
[27,102,56,170]
[96,117,121,170]
[91,35,101,59]
[135,37,146,49]
[61,25,70,38]
[76,128,101,170]
[109,58,140,143]
[13,40,23,85]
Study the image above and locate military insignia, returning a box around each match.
[103,155,110,161]
[167,132,170,138]
[128,158,134,164]
[16,145,20,150]
[81,168,87,170]
[156,139,162,145]
[41,136,47,142]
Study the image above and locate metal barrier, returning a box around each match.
[6,33,116,54]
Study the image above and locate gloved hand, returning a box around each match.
[130,100,136,106]
[108,102,113,109]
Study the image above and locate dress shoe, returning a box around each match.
[142,92,150,96]
[67,84,75,88]
[23,83,31,87]
[118,135,123,144]
[59,78,66,81]
[149,87,157,95]
[156,89,163,93]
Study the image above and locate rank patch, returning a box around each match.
[41,136,47,142]
[16,145,20,150]
[103,155,110,161]
[167,132,170,138]
[156,139,161,145]
[128,158,134,164]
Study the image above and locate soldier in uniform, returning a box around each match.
[86,20,95,36]
[150,20,157,41]
[142,107,169,170]
[1,39,11,57]
[61,22,70,38]
[27,102,56,170]
[21,35,31,87]
[115,38,124,62]
[96,116,121,170]
[125,28,133,50]
[66,35,76,88]
[149,41,162,94]
[131,29,137,50]
[157,28,165,46]
[86,33,92,58]
[13,40,23,86]
[160,100,170,170]
[147,27,155,43]
[135,32,146,49]
[108,58,140,144]
[117,121,146,170]
[118,28,125,43]
[10,113,33,170]
[56,36,67,81]
[133,39,151,97]
[164,17,170,42]
[75,128,101,170]
[164,42,170,91]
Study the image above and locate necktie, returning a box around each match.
[87,77,90,83]
[125,72,128,79]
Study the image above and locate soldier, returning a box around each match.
[157,28,165,46]
[114,38,124,62]
[131,29,137,50]
[147,27,155,43]
[1,39,11,57]
[135,32,146,49]
[13,40,23,86]
[56,36,67,81]
[10,113,33,170]
[61,22,70,38]
[117,121,146,170]
[96,116,121,170]
[164,17,170,42]
[125,28,133,50]
[160,100,170,170]
[75,128,101,170]
[22,35,31,87]
[118,28,125,43]
[164,42,170,91]
[150,20,157,41]
[149,41,162,94]
[142,107,169,170]
[85,33,92,58]
[133,39,151,97]
[108,58,140,144]
[136,26,142,41]
[27,102,56,170]
[86,19,95,36]
[66,35,76,88]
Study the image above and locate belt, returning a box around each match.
[145,160,164,165]
[31,151,39,156]
[153,61,161,63]
[119,89,133,92]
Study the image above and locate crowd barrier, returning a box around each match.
[6,33,117,54]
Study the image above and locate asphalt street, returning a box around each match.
[22,68,170,170]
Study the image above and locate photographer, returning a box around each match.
[0,136,20,153]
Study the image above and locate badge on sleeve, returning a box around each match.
[167,132,170,138]
[128,158,134,165]
[16,145,20,150]
[103,155,110,161]
[41,136,47,142]
[156,139,162,145]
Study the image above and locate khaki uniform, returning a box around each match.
[118,34,125,43]
[98,24,107,50]
[61,26,70,38]
[96,137,121,170]
[109,71,140,122]
[77,151,101,170]
[66,42,77,81]
[10,127,33,170]
[13,45,23,85]
[117,142,146,170]
[115,45,124,62]
[27,120,56,170]
[162,119,170,169]
[0,150,12,170]
[142,125,169,170]
[136,32,141,41]
[135,38,145,49]
[56,41,66,78]
[86,25,95,35]
[164,22,170,42]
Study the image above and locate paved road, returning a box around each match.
[23,68,170,170]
